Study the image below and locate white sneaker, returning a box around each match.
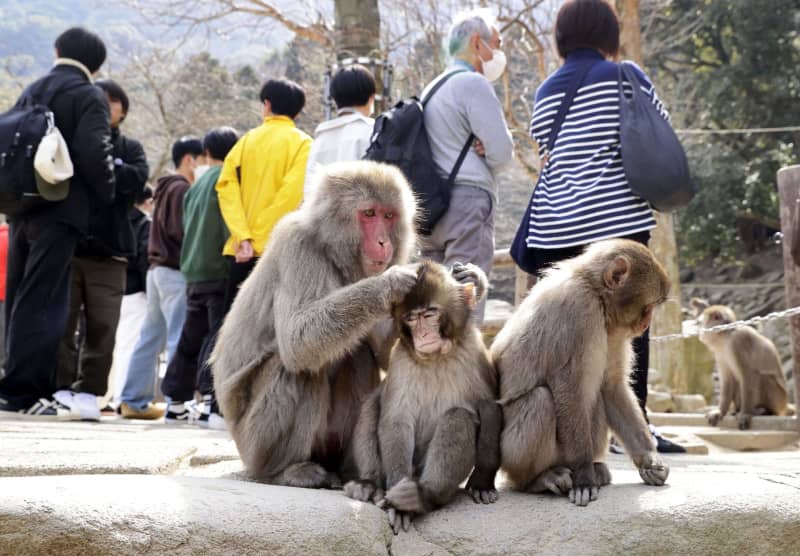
[52,390,81,420]
[206,412,227,431]
[73,392,101,421]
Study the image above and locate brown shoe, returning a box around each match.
[120,402,164,420]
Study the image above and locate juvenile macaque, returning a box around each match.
[691,298,790,429]
[211,161,418,487]
[492,239,670,506]
[344,261,502,533]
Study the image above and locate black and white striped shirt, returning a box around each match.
[526,49,668,249]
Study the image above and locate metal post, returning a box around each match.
[777,165,800,432]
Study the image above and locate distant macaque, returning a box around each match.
[691,298,790,429]
[344,261,502,533]
[492,239,670,506]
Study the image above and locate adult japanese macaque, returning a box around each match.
[344,261,502,534]
[492,239,670,506]
[211,161,420,487]
[691,298,790,429]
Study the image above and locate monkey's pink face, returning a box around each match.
[358,203,396,276]
[404,305,452,358]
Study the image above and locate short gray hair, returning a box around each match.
[448,9,496,57]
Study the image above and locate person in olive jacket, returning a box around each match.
[55,79,149,420]
[0,27,115,417]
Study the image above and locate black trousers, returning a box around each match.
[222,258,257,312]
[529,231,651,419]
[0,219,77,408]
[161,280,226,402]
[57,256,127,395]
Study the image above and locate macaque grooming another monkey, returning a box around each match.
[492,239,670,506]
[211,161,419,487]
[691,298,790,430]
[344,261,502,534]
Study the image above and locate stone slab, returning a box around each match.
[694,430,800,451]
[650,412,799,431]
[2,457,800,556]
[0,417,235,477]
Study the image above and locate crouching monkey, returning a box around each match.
[211,161,419,487]
[492,239,670,506]
[344,261,502,533]
[691,298,790,429]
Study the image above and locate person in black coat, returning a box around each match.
[55,79,149,419]
[0,27,115,416]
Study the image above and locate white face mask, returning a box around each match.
[193,164,210,181]
[480,40,507,82]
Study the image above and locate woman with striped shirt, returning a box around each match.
[519,0,684,453]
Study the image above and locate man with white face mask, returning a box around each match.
[420,9,514,323]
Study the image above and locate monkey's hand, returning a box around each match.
[736,412,752,430]
[705,408,724,426]
[569,462,599,506]
[633,453,669,486]
[451,262,489,302]
[343,480,384,505]
[465,471,499,504]
[381,265,419,306]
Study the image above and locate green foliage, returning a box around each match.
[648,0,800,265]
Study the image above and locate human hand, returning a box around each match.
[474,138,486,157]
[235,239,254,263]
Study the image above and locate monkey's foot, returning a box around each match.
[705,409,724,426]
[343,480,384,504]
[593,462,612,486]
[273,462,330,489]
[465,471,499,504]
[528,466,573,496]
[382,477,427,513]
[569,463,599,506]
[635,453,669,486]
[737,412,753,430]
[386,507,413,535]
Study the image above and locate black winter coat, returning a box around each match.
[125,207,151,295]
[14,64,115,232]
[76,126,148,258]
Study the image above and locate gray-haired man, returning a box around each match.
[421,9,514,323]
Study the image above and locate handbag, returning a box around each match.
[510,60,596,274]
[618,62,695,212]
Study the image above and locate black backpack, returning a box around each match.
[364,71,474,235]
[0,80,72,216]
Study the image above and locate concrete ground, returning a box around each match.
[1,413,799,555]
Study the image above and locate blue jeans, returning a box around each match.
[120,266,187,410]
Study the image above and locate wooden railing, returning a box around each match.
[492,248,530,306]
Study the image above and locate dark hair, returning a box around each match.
[54,27,107,74]
[203,127,239,161]
[555,0,620,59]
[330,65,376,109]
[135,184,154,205]
[259,78,306,119]
[95,79,129,114]
[171,136,203,168]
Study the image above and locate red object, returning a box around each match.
[0,223,8,301]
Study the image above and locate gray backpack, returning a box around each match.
[618,62,695,212]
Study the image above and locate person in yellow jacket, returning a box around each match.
[216,78,312,308]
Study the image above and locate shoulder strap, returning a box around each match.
[421,69,467,106]
[421,68,475,185]
[546,60,595,154]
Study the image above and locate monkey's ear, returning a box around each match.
[603,256,630,290]
[461,282,476,309]
[690,297,709,316]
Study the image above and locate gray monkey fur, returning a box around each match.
[491,239,670,506]
[211,161,418,487]
[344,262,501,533]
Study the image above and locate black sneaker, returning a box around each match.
[650,424,687,453]
[0,396,24,413]
[18,398,72,418]
[164,401,198,424]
